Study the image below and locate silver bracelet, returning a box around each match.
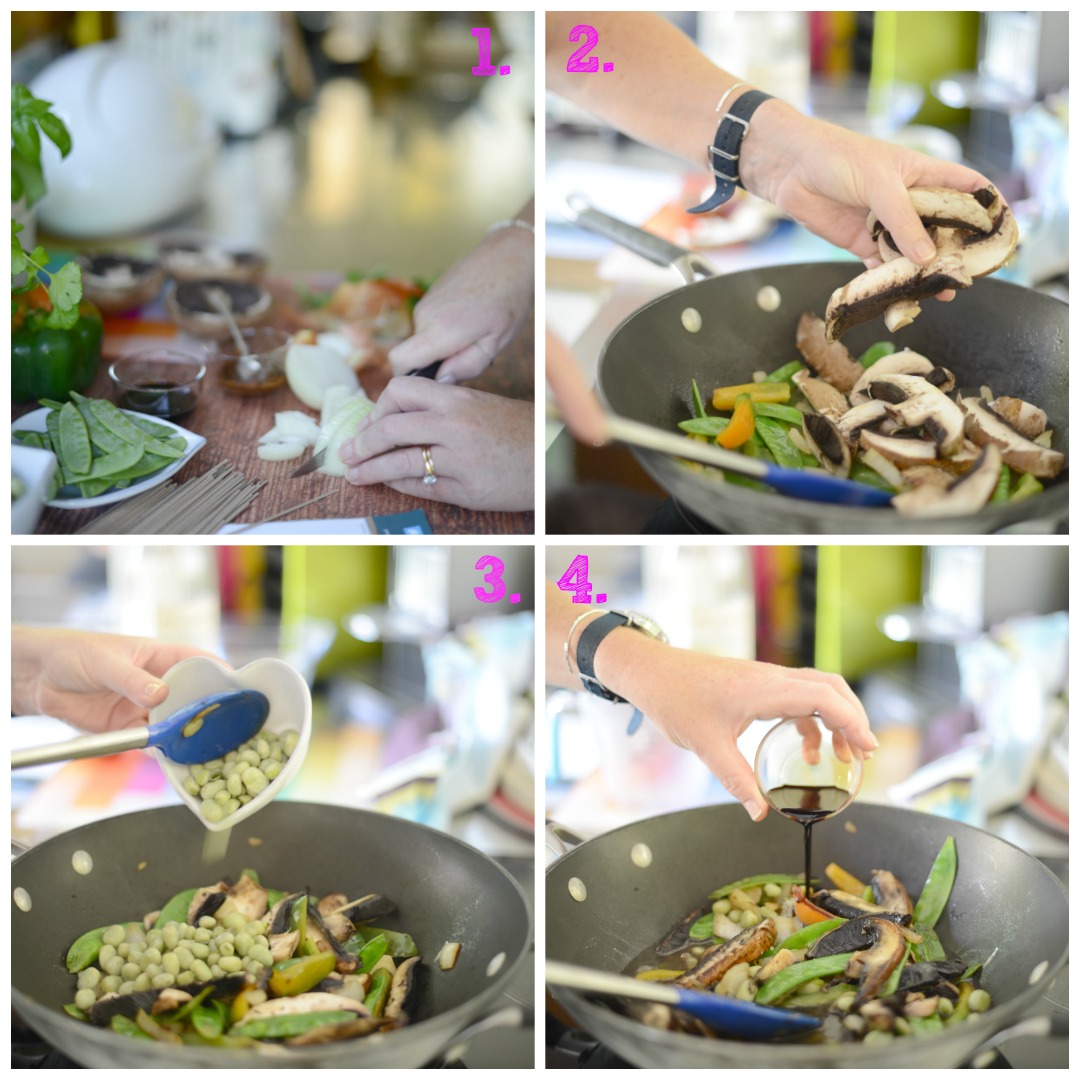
[564,608,606,678]
[487,218,534,236]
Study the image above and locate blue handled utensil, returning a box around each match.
[546,961,821,1039]
[11,689,271,769]
[600,412,894,507]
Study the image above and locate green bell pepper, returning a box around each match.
[11,301,103,403]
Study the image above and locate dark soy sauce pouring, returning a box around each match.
[767,784,852,894]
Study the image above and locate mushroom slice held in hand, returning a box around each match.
[827,185,1017,341]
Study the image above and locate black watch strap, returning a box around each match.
[576,612,631,702]
[688,88,774,214]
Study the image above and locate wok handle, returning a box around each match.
[546,819,589,860]
[564,194,719,284]
[438,1005,529,1065]
[11,726,151,769]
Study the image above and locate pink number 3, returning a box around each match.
[474,555,507,604]
[566,24,600,73]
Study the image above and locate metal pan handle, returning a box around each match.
[564,194,719,285]
[546,818,588,861]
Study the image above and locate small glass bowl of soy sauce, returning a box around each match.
[109,351,206,420]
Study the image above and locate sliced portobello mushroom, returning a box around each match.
[795,312,864,392]
[836,399,892,442]
[77,253,164,314]
[989,395,1047,440]
[159,240,266,284]
[868,375,966,457]
[166,279,272,339]
[792,369,850,421]
[849,350,953,406]
[959,398,1065,479]
[867,187,995,238]
[859,430,938,468]
[892,444,1003,517]
[803,413,851,477]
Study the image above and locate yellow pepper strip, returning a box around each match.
[634,969,681,981]
[717,394,756,449]
[825,862,867,895]
[269,951,337,997]
[712,382,791,411]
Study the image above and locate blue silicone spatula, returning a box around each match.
[11,689,271,769]
[546,960,821,1039]
[602,413,894,508]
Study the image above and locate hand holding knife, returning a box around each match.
[290,360,444,477]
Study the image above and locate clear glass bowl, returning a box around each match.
[108,350,205,420]
[754,715,862,820]
[207,327,290,396]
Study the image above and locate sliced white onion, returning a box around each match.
[285,343,358,409]
[273,411,322,441]
[321,384,354,428]
[314,395,376,476]
[980,384,994,402]
[787,427,811,454]
[859,448,904,490]
[257,439,308,461]
[1034,429,1054,447]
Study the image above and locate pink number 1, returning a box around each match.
[472,27,497,76]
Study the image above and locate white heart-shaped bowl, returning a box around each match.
[149,656,312,832]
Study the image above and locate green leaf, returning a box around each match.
[11,150,46,207]
[43,261,83,328]
[11,164,24,202]
[38,112,72,157]
[11,114,41,166]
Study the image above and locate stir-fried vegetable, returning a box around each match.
[679,321,1064,513]
[625,838,990,1044]
[63,872,425,1049]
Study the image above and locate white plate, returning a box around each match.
[11,406,206,509]
[150,657,312,832]
[11,443,58,534]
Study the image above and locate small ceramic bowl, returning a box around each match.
[207,327,291,395]
[109,351,206,421]
[150,656,312,832]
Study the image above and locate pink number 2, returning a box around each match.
[474,555,507,604]
[566,24,600,73]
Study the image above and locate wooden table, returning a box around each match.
[15,325,534,536]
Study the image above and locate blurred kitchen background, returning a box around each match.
[546,11,1069,528]
[11,543,535,1067]
[13,544,534,852]
[545,544,1067,862]
[11,10,534,276]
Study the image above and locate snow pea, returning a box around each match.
[909,1014,944,1037]
[756,416,804,469]
[153,887,199,929]
[81,441,145,481]
[358,933,389,973]
[688,913,715,941]
[784,982,857,1009]
[191,1001,228,1039]
[753,402,806,426]
[1010,473,1043,502]
[755,952,855,1005]
[990,464,1011,503]
[776,918,845,952]
[65,927,106,973]
[691,379,707,419]
[959,961,982,982]
[72,393,129,455]
[110,1014,153,1040]
[911,924,946,963]
[234,1010,358,1040]
[709,873,812,900]
[678,416,730,438]
[63,1004,88,1021]
[365,969,392,1016]
[912,837,956,929]
[879,944,910,997]
[345,925,418,959]
[858,341,896,368]
[763,360,806,383]
[266,888,288,907]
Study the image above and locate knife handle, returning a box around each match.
[408,360,444,380]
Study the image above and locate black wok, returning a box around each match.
[546,803,1067,1068]
[12,802,531,1068]
[574,202,1068,533]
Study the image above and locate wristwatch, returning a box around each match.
[575,610,668,703]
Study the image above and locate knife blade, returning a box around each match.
[290,360,446,478]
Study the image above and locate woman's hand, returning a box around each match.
[594,631,877,821]
[741,100,993,274]
[340,376,534,510]
[388,226,534,384]
[545,327,608,446]
[11,627,222,732]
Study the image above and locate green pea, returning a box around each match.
[242,767,268,795]
[101,975,122,994]
[75,988,97,1011]
[968,989,991,1013]
[103,925,127,948]
[227,773,244,797]
[219,955,243,973]
[77,967,101,990]
[191,959,213,982]
[263,761,282,781]
[152,973,176,988]
[201,800,224,822]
